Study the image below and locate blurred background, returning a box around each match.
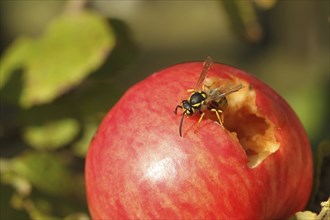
[0,0,329,219]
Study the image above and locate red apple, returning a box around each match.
[85,60,313,219]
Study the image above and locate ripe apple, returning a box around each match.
[85,60,313,219]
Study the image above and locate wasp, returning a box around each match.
[174,56,242,137]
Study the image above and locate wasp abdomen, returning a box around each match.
[208,98,228,110]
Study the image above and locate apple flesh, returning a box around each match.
[85,61,313,219]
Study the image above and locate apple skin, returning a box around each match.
[85,61,313,219]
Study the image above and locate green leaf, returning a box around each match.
[0,185,29,220]
[20,10,115,107]
[0,37,33,89]
[8,152,74,196]
[0,159,32,196]
[23,198,61,220]
[72,122,98,157]
[23,118,80,150]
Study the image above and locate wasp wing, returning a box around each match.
[206,84,243,102]
[194,56,213,91]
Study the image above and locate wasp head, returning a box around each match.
[182,100,194,115]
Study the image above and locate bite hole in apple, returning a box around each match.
[206,77,280,168]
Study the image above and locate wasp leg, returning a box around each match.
[197,112,205,129]
[174,105,182,114]
[186,89,195,93]
[210,108,224,127]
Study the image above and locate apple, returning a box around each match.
[85,60,313,219]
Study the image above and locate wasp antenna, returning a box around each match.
[174,105,182,114]
[179,112,186,137]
